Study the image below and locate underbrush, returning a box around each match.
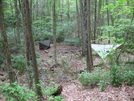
[78,65,134,91]
[0,81,65,101]
[0,82,37,101]
[43,82,65,101]
[78,67,110,91]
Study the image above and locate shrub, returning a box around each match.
[99,71,110,91]
[47,96,65,101]
[0,82,37,101]
[33,31,53,43]
[11,55,26,74]
[110,65,122,87]
[123,70,134,86]
[79,69,110,91]
[61,56,71,71]
[78,71,100,86]
[43,82,65,101]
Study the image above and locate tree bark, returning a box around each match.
[87,0,93,71]
[0,0,16,84]
[53,0,58,66]
[79,0,86,56]
[106,0,110,43]
[93,0,97,43]
[21,0,42,98]
[76,0,80,37]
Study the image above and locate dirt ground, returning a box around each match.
[36,43,134,101]
[0,43,134,101]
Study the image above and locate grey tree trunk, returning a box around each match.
[97,0,102,43]
[0,0,16,84]
[87,0,93,71]
[93,0,97,43]
[53,0,58,66]
[106,0,110,43]
[14,0,20,44]
[21,0,42,98]
[76,0,80,37]
[81,0,87,56]
[79,0,85,53]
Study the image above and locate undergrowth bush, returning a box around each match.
[61,56,71,71]
[33,31,53,43]
[78,71,100,87]
[110,65,123,87]
[0,82,37,101]
[79,64,134,91]
[99,71,110,91]
[43,82,65,101]
[123,70,134,86]
[47,96,65,101]
[11,55,26,74]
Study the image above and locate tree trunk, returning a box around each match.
[76,0,80,37]
[82,0,87,56]
[53,0,58,66]
[106,0,110,43]
[79,0,86,56]
[21,0,42,98]
[97,0,102,43]
[14,0,20,44]
[0,0,16,84]
[93,0,97,43]
[87,0,93,71]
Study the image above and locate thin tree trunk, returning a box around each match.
[97,0,102,43]
[106,0,110,43]
[0,0,16,84]
[14,0,20,44]
[93,0,97,43]
[87,0,93,71]
[76,0,80,37]
[83,0,88,56]
[21,0,42,98]
[53,0,57,66]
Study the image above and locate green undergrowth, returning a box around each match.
[0,82,38,101]
[0,81,65,101]
[43,82,65,101]
[79,65,134,91]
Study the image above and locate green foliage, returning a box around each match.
[61,56,71,71]
[99,20,134,45]
[79,67,110,91]
[43,82,65,101]
[11,55,26,74]
[44,86,57,95]
[110,65,122,87]
[0,82,38,101]
[47,96,65,101]
[57,21,75,42]
[98,71,110,91]
[33,29,53,43]
[78,71,100,86]
[123,70,134,86]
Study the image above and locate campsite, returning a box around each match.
[0,0,134,101]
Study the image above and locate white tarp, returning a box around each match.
[91,44,121,59]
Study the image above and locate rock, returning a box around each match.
[44,50,49,53]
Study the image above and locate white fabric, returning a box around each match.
[91,44,121,59]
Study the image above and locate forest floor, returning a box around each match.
[36,43,134,101]
[0,43,134,101]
